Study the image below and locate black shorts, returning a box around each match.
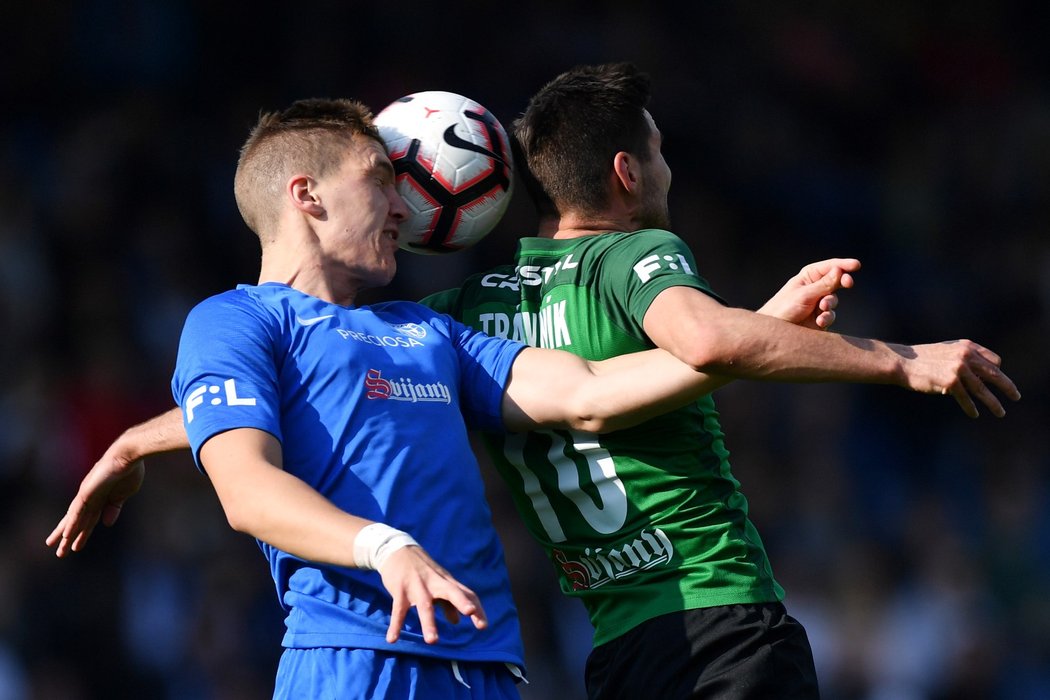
[584,603,819,700]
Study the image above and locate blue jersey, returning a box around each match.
[171,282,526,667]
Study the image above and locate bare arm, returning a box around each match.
[499,258,865,433]
[199,427,486,644]
[501,345,729,433]
[46,406,189,557]
[643,285,1020,418]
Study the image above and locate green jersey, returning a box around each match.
[422,229,783,647]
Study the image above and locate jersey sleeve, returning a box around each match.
[171,291,282,470]
[444,315,525,433]
[601,230,726,328]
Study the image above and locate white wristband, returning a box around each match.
[353,523,419,571]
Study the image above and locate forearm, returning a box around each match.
[502,347,727,433]
[727,311,905,383]
[222,467,373,567]
[641,285,1017,418]
[579,350,731,431]
[117,406,191,461]
[646,286,908,385]
[663,305,906,385]
[200,430,375,568]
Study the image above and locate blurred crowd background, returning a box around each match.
[3,2,1048,699]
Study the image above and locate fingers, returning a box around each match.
[814,295,839,330]
[101,502,124,527]
[798,258,861,285]
[45,459,145,558]
[814,310,836,330]
[45,484,115,557]
[962,357,1020,417]
[387,589,411,643]
[931,341,1021,418]
[439,599,461,626]
[44,518,66,551]
[45,500,95,557]
[816,268,853,293]
[379,547,488,645]
[946,379,981,419]
[391,580,484,644]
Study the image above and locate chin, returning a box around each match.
[380,263,397,286]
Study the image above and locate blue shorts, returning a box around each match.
[273,647,524,700]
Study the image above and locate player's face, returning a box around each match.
[321,136,408,290]
[635,110,672,230]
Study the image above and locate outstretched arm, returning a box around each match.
[643,280,1021,418]
[46,407,188,557]
[500,258,864,433]
[501,345,729,433]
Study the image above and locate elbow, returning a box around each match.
[673,335,754,376]
[570,416,608,433]
[223,509,251,535]
[561,398,618,434]
[674,345,724,374]
[657,328,727,372]
[220,499,258,535]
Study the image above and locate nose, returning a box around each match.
[388,187,409,222]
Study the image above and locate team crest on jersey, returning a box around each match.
[551,527,674,590]
[392,322,427,339]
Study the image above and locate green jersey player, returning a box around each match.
[421,63,1018,699]
[422,230,784,649]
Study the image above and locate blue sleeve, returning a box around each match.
[444,315,525,433]
[171,291,283,469]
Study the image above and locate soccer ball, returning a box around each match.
[374,91,515,255]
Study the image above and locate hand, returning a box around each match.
[759,258,861,330]
[901,339,1021,418]
[377,545,488,644]
[45,443,146,557]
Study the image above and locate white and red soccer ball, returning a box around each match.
[375,91,514,255]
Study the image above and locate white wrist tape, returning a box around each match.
[353,523,419,571]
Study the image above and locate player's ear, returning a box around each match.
[612,152,639,195]
[288,175,325,217]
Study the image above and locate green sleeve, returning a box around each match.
[598,229,725,330]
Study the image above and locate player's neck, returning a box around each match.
[258,254,359,307]
[552,211,632,239]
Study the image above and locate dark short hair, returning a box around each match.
[513,63,652,216]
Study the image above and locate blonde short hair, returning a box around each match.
[233,98,381,238]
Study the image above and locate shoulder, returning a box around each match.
[456,263,519,291]
[420,264,520,312]
[372,299,444,321]
[553,230,694,266]
[618,229,692,252]
[183,286,281,337]
[371,300,459,337]
[188,287,258,319]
